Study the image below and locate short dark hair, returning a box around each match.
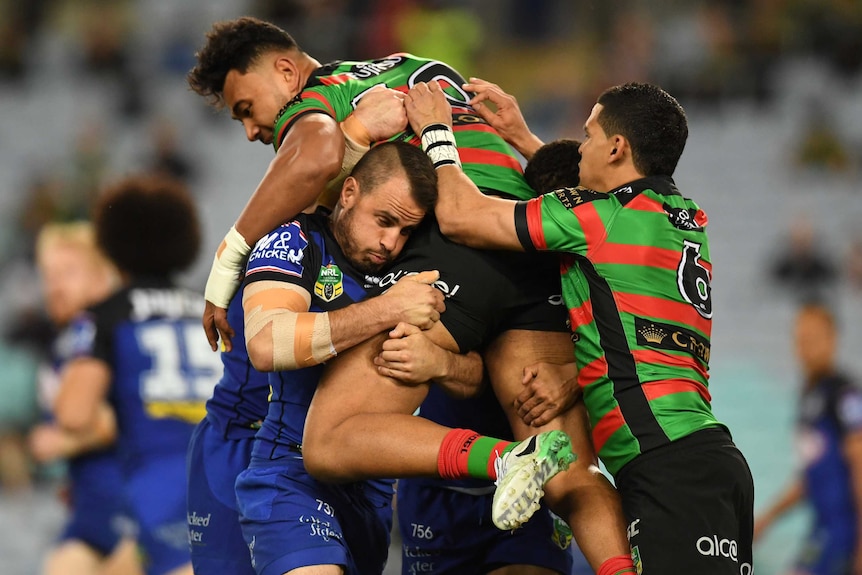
[597,83,688,177]
[93,175,200,278]
[351,142,438,213]
[524,138,582,194]
[188,17,300,107]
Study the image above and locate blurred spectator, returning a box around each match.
[147,118,197,185]
[394,0,483,77]
[794,99,853,173]
[847,236,862,294]
[770,215,838,302]
[754,303,862,574]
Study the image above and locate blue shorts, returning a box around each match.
[59,484,127,555]
[127,453,192,575]
[397,478,573,574]
[796,523,855,575]
[186,416,256,575]
[236,457,394,575]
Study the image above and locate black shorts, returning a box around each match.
[374,217,568,353]
[615,427,754,575]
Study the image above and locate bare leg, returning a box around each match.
[43,541,102,575]
[303,330,452,482]
[98,538,144,575]
[484,330,630,572]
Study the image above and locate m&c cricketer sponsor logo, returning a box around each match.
[314,263,344,302]
[634,316,710,365]
[247,222,307,277]
[553,186,605,210]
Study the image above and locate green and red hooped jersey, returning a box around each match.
[272,53,535,201]
[514,176,724,476]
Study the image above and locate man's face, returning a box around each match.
[578,103,614,192]
[794,310,836,378]
[39,245,105,326]
[223,57,294,146]
[335,172,425,275]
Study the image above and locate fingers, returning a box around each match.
[409,270,440,284]
[389,322,421,339]
[202,302,219,351]
[214,307,234,353]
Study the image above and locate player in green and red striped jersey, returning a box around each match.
[402,79,755,574]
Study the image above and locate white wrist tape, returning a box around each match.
[321,128,371,209]
[420,123,461,170]
[204,226,252,308]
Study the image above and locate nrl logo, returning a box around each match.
[315,263,343,302]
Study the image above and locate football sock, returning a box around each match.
[597,554,637,575]
[437,428,513,480]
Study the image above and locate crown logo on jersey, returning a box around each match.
[638,324,667,344]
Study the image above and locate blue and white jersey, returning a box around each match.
[68,278,221,474]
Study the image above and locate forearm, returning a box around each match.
[508,131,545,161]
[761,478,805,525]
[328,296,403,353]
[56,403,116,456]
[235,141,342,245]
[434,165,520,250]
[433,350,484,399]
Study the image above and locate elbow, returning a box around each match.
[247,337,275,372]
[54,405,93,436]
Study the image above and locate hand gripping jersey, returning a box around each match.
[243,211,385,461]
[272,53,534,201]
[68,278,222,473]
[515,176,724,475]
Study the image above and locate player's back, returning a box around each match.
[273,53,535,201]
[87,278,222,473]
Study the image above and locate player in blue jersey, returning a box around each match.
[234,141,483,575]
[755,303,862,575]
[31,222,142,575]
[185,89,420,575]
[52,176,222,575]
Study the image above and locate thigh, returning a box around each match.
[128,455,192,575]
[43,540,103,575]
[236,464,391,575]
[619,440,754,575]
[187,419,256,575]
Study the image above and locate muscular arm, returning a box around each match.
[244,271,444,372]
[235,114,344,247]
[53,358,117,448]
[404,81,522,251]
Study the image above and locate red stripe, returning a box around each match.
[577,356,608,387]
[592,243,682,271]
[488,440,510,479]
[592,406,625,454]
[319,74,352,86]
[302,92,335,117]
[642,378,711,403]
[452,123,497,135]
[616,292,711,336]
[632,349,708,381]
[575,203,608,256]
[459,148,522,171]
[526,198,547,250]
[626,194,665,214]
[568,298,594,330]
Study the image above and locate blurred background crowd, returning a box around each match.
[1,1,862,574]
